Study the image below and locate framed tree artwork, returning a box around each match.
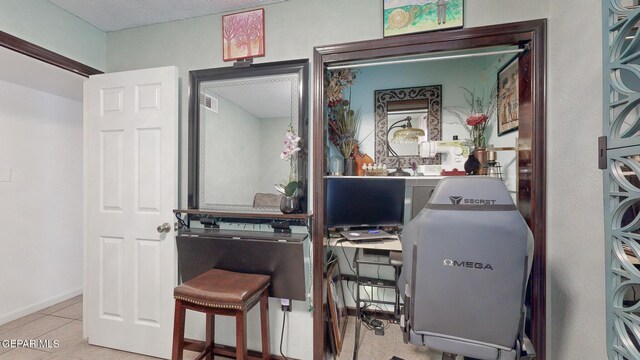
[497,56,519,136]
[222,8,265,61]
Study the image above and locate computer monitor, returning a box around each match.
[325,177,406,229]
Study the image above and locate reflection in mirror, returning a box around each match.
[200,75,297,209]
[188,60,309,213]
[386,104,428,156]
[374,86,442,168]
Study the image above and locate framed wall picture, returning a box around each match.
[383,0,464,37]
[497,56,519,136]
[222,8,265,61]
[326,261,348,355]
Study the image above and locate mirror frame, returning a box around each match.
[187,59,310,213]
[374,85,442,167]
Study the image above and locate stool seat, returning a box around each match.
[171,269,271,360]
[174,269,270,310]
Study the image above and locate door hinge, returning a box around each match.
[598,136,607,170]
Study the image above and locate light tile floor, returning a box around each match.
[0,296,205,360]
[1,298,451,360]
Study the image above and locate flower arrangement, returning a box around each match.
[275,127,300,197]
[325,69,358,113]
[326,69,361,159]
[445,87,497,150]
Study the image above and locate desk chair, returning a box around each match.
[399,177,535,360]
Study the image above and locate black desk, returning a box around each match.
[177,228,307,300]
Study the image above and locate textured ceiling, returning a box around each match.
[49,0,287,31]
[202,75,295,119]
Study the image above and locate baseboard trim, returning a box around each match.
[0,287,83,325]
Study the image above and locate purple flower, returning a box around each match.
[281,129,301,160]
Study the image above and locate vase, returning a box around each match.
[344,157,356,176]
[330,154,344,175]
[280,195,299,214]
[464,154,480,175]
[474,148,488,175]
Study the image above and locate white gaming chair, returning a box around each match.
[400,177,535,360]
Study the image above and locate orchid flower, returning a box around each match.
[276,128,300,197]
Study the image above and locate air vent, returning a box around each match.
[199,94,218,113]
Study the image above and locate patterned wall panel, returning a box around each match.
[606,2,640,358]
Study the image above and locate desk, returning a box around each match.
[177,228,307,300]
[326,236,402,360]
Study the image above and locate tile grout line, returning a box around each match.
[30,315,76,340]
[0,315,44,337]
[36,297,83,316]
[47,314,82,321]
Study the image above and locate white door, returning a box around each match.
[84,66,178,359]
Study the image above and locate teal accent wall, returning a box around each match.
[0,0,106,71]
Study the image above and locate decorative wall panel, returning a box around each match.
[605,2,640,358]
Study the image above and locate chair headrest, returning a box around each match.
[428,177,515,209]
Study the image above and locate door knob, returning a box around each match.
[157,223,171,233]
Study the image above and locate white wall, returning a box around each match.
[202,94,261,206]
[547,0,606,358]
[258,117,291,195]
[105,0,610,358]
[0,78,83,324]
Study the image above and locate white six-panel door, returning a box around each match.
[84,66,178,358]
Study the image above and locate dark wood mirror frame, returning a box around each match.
[187,59,310,213]
[312,19,546,360]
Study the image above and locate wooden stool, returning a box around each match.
[171,268,271,360]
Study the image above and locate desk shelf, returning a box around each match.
[174,208,312,221]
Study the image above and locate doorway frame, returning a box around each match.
[311,19,547,360]
[0,30,102,77]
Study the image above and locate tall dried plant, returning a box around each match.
[330,97,361,159]
[326,69,361,158]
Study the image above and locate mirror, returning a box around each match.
[188,59,309,213]
[374,86,442,168]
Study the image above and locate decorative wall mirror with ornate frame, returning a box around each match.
[374,85,442,168]
[312,20,546,360]
[187,59,309,214]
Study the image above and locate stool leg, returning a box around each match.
[171,300,186,360]
[236,309,248,360]
[259,291,270,360]
[205,313,215,360]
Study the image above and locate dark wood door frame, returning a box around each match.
[311,19,546,360]
[0,30,102,77]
